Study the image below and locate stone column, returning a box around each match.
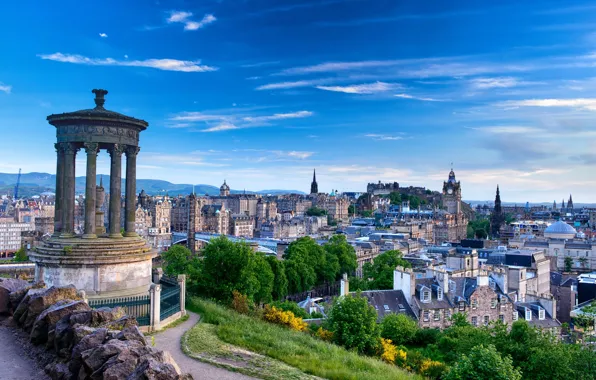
[108,144,124,238]
[152,267,163,284]
[124,146,140,237]
[60,143,78,237]
[53,143,65,236]
[178,274,187,316]
[83,143,99,238]
[149,283,162,331]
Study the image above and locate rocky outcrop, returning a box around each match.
[0,278,30,314]
[3,283,191,380]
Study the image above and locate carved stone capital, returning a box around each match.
[108,143,125,157]
[125,145,140,157]
[62,142,79,155]
[83,142,99,155]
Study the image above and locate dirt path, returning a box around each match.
[153,312,255,380]
[0,324,49,380]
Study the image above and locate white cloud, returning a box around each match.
[38,53,217,72]
[278,59,414,75]
[316,81,397,94]
[0,83,11,94]
[470,77,519,89]
[499,98,596,111]
[394,93,442,102]
[287,151,314,159]
[256,79,332,90]
[365,134,404,141]
[171,112,228,122]
[469,126,544,134]
[99,33,108,38]
[201,122,239,132]
[167,11,216,31]
[243,111,313,123]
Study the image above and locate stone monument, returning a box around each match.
[29,89,157,298]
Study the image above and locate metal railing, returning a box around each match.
[160,276,181,320]
[88,294,151,326]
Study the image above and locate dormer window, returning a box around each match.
[449,280,456,292]
[539,308,545,320]
[437,287,443,300]
[422,290,431,303]
[459,301,465,311]
[513,312,518,321]
[525,308,532,321]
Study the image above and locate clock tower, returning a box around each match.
[442,168,461,214]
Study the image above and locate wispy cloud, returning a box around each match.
[243,111,313,123]
[470,77,520,89]
[365,134,404,141]
[241,61,280,68]
[315,10,484,27]
[316,81,397,94]
[99,33,108,38]
[38,53,217,72]
[469,126,543,134]
[201,122,239,132]
[166,11,216,31]
[277,60,410,76]
[394,93,442,102]
[256,79,333,90]
[498,98,596,111]
[0,83,11,94]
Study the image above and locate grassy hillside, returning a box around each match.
[186,297,416,380]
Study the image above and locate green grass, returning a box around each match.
[187,297,416,380]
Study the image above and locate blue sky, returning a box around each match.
[1,0,596,202]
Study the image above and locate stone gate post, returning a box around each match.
[149,283,161,331]
[178,274,186,316]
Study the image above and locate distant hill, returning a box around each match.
[0,172,305,197]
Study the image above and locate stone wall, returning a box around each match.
[0,279,191,380]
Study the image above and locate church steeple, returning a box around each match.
[310,169,318,194]
[490,184,505,238]
[568,194,573,210]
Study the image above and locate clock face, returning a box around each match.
[448,188,453,195]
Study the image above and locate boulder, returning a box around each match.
[31,299,91,344]
[15,285,81,331]
[54,307,125,356]
[45,362,73,380]
[81,339,143,375]
[127,357,181,380]
[116,325,148,346]
[104,315,138,330]
[0,278,30,314]
[13,288,46,324]
[68,327,108,374]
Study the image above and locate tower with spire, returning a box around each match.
[568,194,573,211]
[490,185,505,237]
[310,169,318,194]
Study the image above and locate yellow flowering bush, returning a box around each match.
[316,327,334,342]
[263,306,308,331]
[380,338,398,363]
[394,349,408,369]
[418,358,448,379]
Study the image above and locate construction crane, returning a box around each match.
[13,168,21,199]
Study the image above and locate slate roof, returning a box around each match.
[515,302,561,329]
[357,290,417,322]
[201,204,223,216]
[551,272,577,288]
[414,278,453,310]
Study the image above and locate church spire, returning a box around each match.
[310,169,318,194]
[568,194,573,209]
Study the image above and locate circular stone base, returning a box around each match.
[29,236,157,298]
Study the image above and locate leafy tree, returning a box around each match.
[347,204,356,216]
[444,344,521,380]
[380,313,418,346]
[579,256,588,268]
[361,210,373,217]
[270,300,309,319]
[347,276,370,291]
[284,237,338,293]
[199,236,273,303]
[437,325,492,363]
[449,312,470,327]
[362,250,411,289]
[408,195,421,209]
[161,245,193,276]
[327,293,380,354]
[13,247,28,262]
[265,256,288,300]
[564,256,573,272]
[323,235,357,278]
[389,191,402,205]
[475,228,488,239]
[504,213,516,225]
[305,206,326,216]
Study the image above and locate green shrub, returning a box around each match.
[269,300,309,319]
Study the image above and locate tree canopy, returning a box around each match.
[362,250,411,290]
[305,207,326,216]
[444,344,522,380]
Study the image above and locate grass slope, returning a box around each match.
[187,297,416,380]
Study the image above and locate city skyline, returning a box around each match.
[2,1,596,201]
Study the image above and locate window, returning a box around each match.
[467,259,470,266]
[472,299,478,310]
[423,310,430,322]
[539,308,545,320]
[444,309,451,320]
[525,308,532,321]
[471,316,477,326]
[484,316,489,326]
[513,312,518,321]
[499,314,505,323]
[422,290,430,303]
[459,301,465,311]
[437,287,443,300]
[434,310,441,321]
[491,298,497,309]
[520,272,524,279]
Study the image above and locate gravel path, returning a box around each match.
[0,325,49,380]
[154,312,255,380]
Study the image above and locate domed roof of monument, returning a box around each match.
[545,221,576,236]
[220,180,230,190]
[47,89,148,129]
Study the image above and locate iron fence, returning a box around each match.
[160,276,181,321]
[88,294,151,326]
